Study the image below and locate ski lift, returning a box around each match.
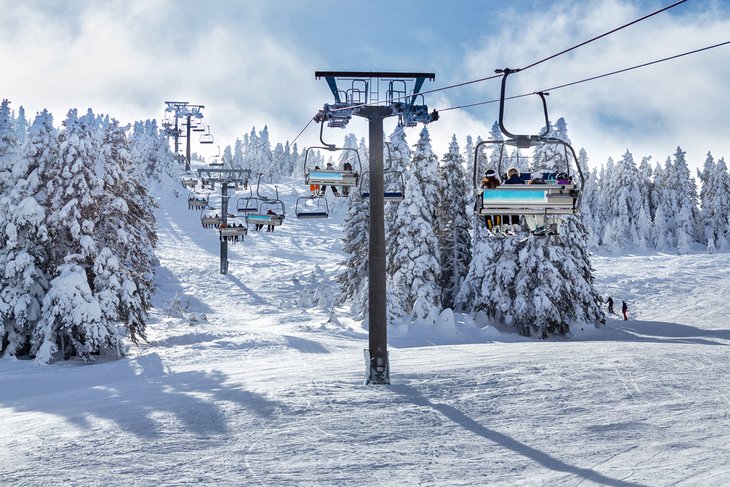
[295,195,330,219]
[303,121,361,188]
[473,69,585,236]
[187,192,209,210]
[192,120,206,132]
[236,196,260,214]
[180,173,198,189]
[359,142,405,202]
[235,181,260,214]
[245,176,286,227]
[219,216,248,243]
[200,208,222,228]
[200,125,214,145]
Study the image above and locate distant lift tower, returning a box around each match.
[197,168,251,274]
[314,71,438,384]
[163,101,205,171]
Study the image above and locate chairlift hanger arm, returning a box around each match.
[495,68,550,144]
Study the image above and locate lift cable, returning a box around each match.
[436,39,730,113]
[327,0,688,113]
[258,117,316,178]
[518,0,688,73]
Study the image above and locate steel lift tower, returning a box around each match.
[314,71,438,384]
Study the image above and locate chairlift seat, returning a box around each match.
[188,193,209,210]
[246,213,284,226]
[361,191,405,202]
[306,170,358,186]
[181,176,198,189]
[201,210,222,228]
[295,195,330,218]
[219,224,248,238]
[479,184,578,216]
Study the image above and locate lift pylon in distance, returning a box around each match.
[314,71,438,385]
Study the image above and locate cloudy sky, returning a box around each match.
[1,0,729,171]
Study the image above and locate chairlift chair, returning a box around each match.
[187,192,209,210]
[246,176,286,227]
[180,173,198,189]
[199,125,214,145]
[303,121,362,188]
[359,142,405,202]
[236,196,261,214]
[219,216,248,242]
[473,70,585,236]
[295,195,330,219]
[200,208,222,228]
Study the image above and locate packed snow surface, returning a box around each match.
[1,179,729,486]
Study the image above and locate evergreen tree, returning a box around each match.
[14,105,28,147]
[337,190,369,317]
[0,109,55,356]
[0,99,19,195]
[437,135,472,310]
[389,171,441,325]
[700,156,730,252]
[669,147,700,254]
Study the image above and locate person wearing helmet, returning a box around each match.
[556,172,572,185]
[481,169,500,189]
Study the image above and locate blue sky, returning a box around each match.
[2,0,729,171]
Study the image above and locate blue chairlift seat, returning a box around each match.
[479,183,578,216]
[306,170,358,187]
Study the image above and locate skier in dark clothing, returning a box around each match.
[622,301,628,321]
[607,297,614,315]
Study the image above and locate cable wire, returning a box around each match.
[259,117,315,178]
[328,0,688,111]
[437,40,730,113]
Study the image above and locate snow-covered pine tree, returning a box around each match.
[389,170,442,325]
[96,120,157,343]
[384,128,410,278]
[34,109,121,362]
[32,262,118,364]
[456,234,518,324]
[0,109,55,356]
[463,135,475,186]
[258,126,276,182]
[14,105,28,147]
[699,156,730,252]
[437,135,472,310]
[602,150,643,250]
[669,147,701,254]
[652,159,673,251]
[0,99,19,196]
[336,189,369,317]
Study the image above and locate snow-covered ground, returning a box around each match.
[2,177,729,486]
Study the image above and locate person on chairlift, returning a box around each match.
[342,161,353,196]
[320,162,340,197]
[266,209,276,232]
[481,169,502,230]
[504,167,523,184]
[310,166,321,197]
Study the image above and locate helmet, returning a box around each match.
[556,172,569,180]
[485,169,497,178]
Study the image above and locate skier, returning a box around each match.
[607,296,614,315]
[622,301,628,321]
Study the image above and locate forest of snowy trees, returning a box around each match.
[2,96,729,361]
[0,100,165,362]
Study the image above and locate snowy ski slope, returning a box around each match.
[1,177,729,486]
